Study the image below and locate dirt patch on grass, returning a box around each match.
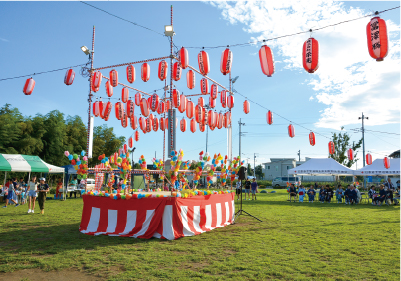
[0,268,104,281]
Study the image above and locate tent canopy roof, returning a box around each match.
[288,158,354,176]
[354,158,400,176]
[0,154,64,173]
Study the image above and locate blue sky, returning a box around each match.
[0,1,399,169]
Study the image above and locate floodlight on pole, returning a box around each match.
[81,46,91,55]
[164,25,175,36]
[232,76,239,83]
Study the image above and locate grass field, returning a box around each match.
[0,190,399,281]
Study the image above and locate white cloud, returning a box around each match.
[210,1,400,129]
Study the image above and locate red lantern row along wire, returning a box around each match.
[23,78,35,95]
[383,157,390,169]
[366,153,373,165]
[328,141,335,155]
[347,148,354,161]
[64,69,75,85]
[309,132,315,146]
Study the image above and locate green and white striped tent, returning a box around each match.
[0,154,64,173]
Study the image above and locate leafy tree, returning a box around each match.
[330,127,363,167]
[41,110,67,165]
[247,163,253,176]
[90,125,125,166]
[255,164,265,180]
[0,104,23,154]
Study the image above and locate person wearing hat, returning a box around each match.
[37,178,49,214]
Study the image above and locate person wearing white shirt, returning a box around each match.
[27,176,37,213]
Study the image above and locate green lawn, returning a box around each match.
[0,190,399,280]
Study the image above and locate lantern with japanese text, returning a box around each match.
[109,69,118,87]
[23,78,35,95]
[172,89,180,108]
[158,60,168,81]
[266,110,273,125]
[121,87,129,103]
[227,95,234,109]
[186,100,194,119]
[153,118,159,132]
[64,69,75,85]
[178,94,187,113]
[151,94,159,112]
[92,71,102,89]
[157,102,165,115]
[126,100,134,117]
[124,144,128,154]
[115,102,123,120]
[383,157,390,169]
[207,110,215,127]
[104,102,112,121]
[328,141,335,155]
[130,115,137,130]
[243,100,250,114]
[121,112,128,128]
[347,148,354,161]
[139,117,146,131]
[93,101,100,117]
[190,118,196,133]
[209,96,216,108]
[140,98,150,117]
[141,63,150,82]
[135,92,142,106]
[180,118,187,132]
[186,70,195,90]
[126,65,135,83]
[259,45,275,77]
[200,78,209,95]
[105,80,113,97]
[302,38,319,73]
[288,124,295,138]
[202,109,208,125]
[199,122,205,132]
[220,48,233,75]
[367,17,388,61]
[217,113,223,129]
[135,130,140,141]
[210,84,218,100]
[366,153,373,165]
[195,105,204,124]
[179,47,189,69]
[220,90,227,108]
[309,132,316,146]
[128,137,133,148]
[173,62,181,81]
[198,97,204,107]
[198,50,210,75]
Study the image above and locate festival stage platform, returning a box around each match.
[79,193,235,240]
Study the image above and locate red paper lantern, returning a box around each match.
[366,153,373,165]
[266,111,273,125]
[126,65,135,83]
[126,100,135,117]
[121,87,129,103]
[179,47,189,69]
[165,100,171,111]
[64,69,75,85]
[92,71,102,89]
[199,122,205,132]
[328,141,335,155]
[165,118,169,130]
[195,105,204,124]
[160,117,165,131]
[288,124,295,138]
[210,84,218,100]
[198,50,210,76]
[220,48,233,75]
[150,94,159,112]
[124,144,127,154]
[171,89,180,108]
[135,92,142,106]
[128,137,133,148]
[186,100,194,119]
[259,45,275,77]
[146,118,152,132]
[105,80,113,97]
[309,132,316,146]
[115,102,123,120]
[186,70,195,89]
[104,102,112,121]
[173,62,182,81]
[153,118,159,132]
[157,102,165,115]
[138,117,145,131]
[99,101,104,119]
[209,96,216,108]
[121,112,128,128]
[93,101,100,117]
[198,97,204,107]
[130,115,137,130]
[140,98,150,117]
[220,90,227,108]
[135,130,140,142]
[347,148,354,161]
[158,60,168,81]
[180,118,187,132]
[202,110,208,125]
[200,78,209,95]
[190,119,197,133]
[227,95,234,109]
[213,112,219,128]
[178,94,187,113]
[207,110,215,127]
[223,112,231,128]
[109,69,118,87]
[383,157,390,169]
[367,17,388,61]
[302,38,319,73]
[141,63,150,82]
[243,100,250,114]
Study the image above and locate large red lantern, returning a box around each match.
[172,89,180,108]
[92,71,102,89]
[200,78,209,95]
[178,94,187,113]
[160,117,165,131]
[104,102,112,121]
[152,118,159,132]
[121,87,129,103]
[243,100,250,114]
[157,101,165,115]
[105,80,113,97]
[135,92,142,106]
[210,84,218,100]
[126,100,135,117]
[109,69,118,87]
[328,141,335,155]
[151,94,159,112]
[309,132,316,146]
[173,62,182,81]
[130,115,137,130]
[93,101,100,117]
[288,124,295,138]
[179,47,189,69]
[64,69,75,85]
[115,102,123,120]
[121,112,128,128]
[126,65,135,83]
[186,70,195,89]
[220,48,233,75]
[198,50,210,76]
[190,119,197,133]
[367,17,388,61]
[23,78,35,95]
[198,97,204,107]
[227,95,234,109]
[128,137,133,148]
[186,100,194,119]
[209,96,216,108]
[347,148,354,161]
[366,153,373,165]
[140,98,150,117]
[383,157,390,169]
[135,130,140,142]
[302,38,319,73]
[259,45,275,77]
[195,105,204,124]
[180,118,187,132]
[220,90,227,108]
[266,111,273,125]
[158,60,168,81]
[141,63,150,82]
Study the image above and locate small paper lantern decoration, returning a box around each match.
[121,112,128,128]
[105,80,113,97]
[200,78,209,95]
[198,97,204,107]
[195,105,204,124]
[121,87,129,103]
[135,130,140,141]
[223,112,231,128]
[109,69,118,87]
[213,111,219,128]
[259,45,275,77]
[64,69,75,85]
[172,89,180,108]
[93,101,100,117]
[178,94,187,113]
[157,102,165,115]
[139,117,146,131]
[158,60,168,81]
[180,118,187,132]
[124,144,128,154]
[220,48,233,75]
[243,100,250,114]
[153,118,159,132]
[135,92,142,106]
[266,111,273,125]
[209,96,216,108]
[151,94,159,112]
[23,78,35,95]
[160,117,166,131]
[309,132,316,146]
[126,100,135,117]
[141,63,150,82]
[302,38,319,73]
[207,110,215,127]
[179,47,189,69]
[92,71,102,89]
[186,100,194,119]
[366,153,373,165]
[173,62,182,81]
[199,122,205,132]
[347,148,354,161]
[367,17,388,61]
[383,157,390,169]
[99,101,104,119]
[227,95,234,109]
[126,65,135,83]
[217,113,223,129]
[220,90,227,108]
[140,98,150,117]
[130,115,138,130]
[128,137,133,148]
[190,118,197,133]
[198,50,210,76]
[186,70,195,89]
[210,84,218,100]
[328,141,335,155]
[115,102,123,120]
[288,124,295,138]
[202,108,208,125]
[104,102,112,121]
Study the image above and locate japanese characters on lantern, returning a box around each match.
[366,17,388,61]
[302,38,319,73]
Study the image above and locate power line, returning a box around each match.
[351,128,400,136]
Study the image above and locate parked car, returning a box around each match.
[272,177,301,187]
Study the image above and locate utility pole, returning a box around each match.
[253,153,256,178]
[204,104,210,153]
[238,118,245,157]
[358,113,368,189]
[297,150,301,162]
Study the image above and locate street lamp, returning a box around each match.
[81,45,93,58]
[164,25,175,36]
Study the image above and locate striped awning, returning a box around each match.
[0,154,64,173]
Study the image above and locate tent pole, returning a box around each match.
[3,171,7,186]
[62,172,65,201]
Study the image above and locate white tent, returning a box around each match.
[354,158,400,176]
[288,158,354,176]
